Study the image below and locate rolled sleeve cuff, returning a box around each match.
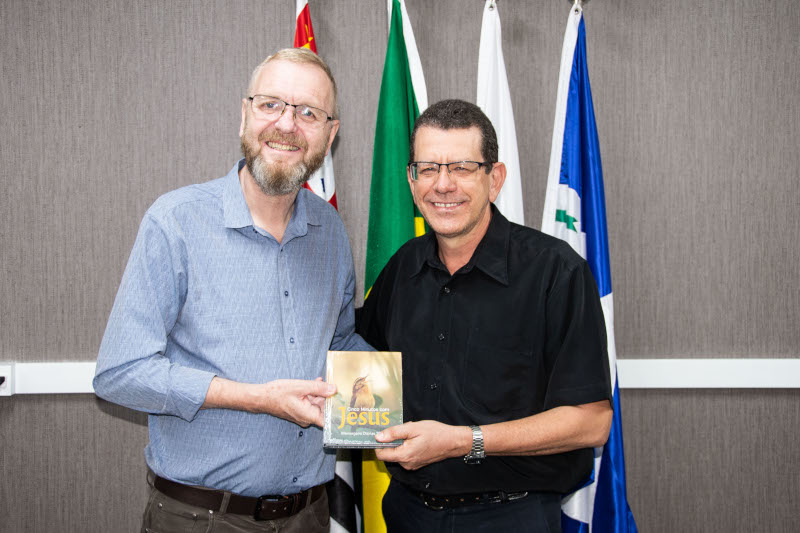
[165,365,216,421]
[545,382,612,410]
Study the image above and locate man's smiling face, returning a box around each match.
[408,126,503,243]
[239,58,338,196]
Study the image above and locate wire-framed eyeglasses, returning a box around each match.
[408,161,493,182]
[247,95,335,127]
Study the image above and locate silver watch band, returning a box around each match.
[464,425,485,464]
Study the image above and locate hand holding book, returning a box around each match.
[323,351,403,448]
[374,421,473,470]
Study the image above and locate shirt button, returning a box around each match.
[299,431,304,437]
[425,482,431,489]
[430,383,437,390]
[437,333,445,341]
[284,290,289,297]
[293,477,298,483]
[443,286,451,294]
[289,337,295,344]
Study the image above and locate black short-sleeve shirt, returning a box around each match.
[357,206,612,495]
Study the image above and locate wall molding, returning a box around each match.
[617,358,800,389]
[1,358,799,396]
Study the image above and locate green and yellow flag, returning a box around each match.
[362,1,427,531]
[364,0,428,296]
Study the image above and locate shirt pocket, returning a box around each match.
[459,342,535,423]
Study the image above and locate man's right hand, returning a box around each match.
[203,376,336,428]
[260,378,336,427]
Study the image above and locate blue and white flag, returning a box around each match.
[541,4,637,533]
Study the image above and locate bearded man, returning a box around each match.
[94,48,371,533]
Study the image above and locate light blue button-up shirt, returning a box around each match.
[94,160,371,496]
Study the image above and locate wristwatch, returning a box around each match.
[463,425,485,464]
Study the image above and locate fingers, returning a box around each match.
[374,421,463,471]
[376,422,411,442]
[374,441,420,470]
[374,424,413,464]
[286,395,326,428]
[296,378,336,397]
[260,378,334,427]
[375,446,400,463]
[307,394,326,408]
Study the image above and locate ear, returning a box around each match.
[325,120,340,155]
[487,162,507,203]
[239,99,248,137]
[406,166,419,205]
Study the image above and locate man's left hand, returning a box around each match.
[374,421,471,471]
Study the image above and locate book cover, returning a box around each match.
[323,351,403,448]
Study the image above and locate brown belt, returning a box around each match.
[154,475,324,521]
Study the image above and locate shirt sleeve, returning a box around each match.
[93,212,215,421]
[329,243,374,353]
[354,260,392,351]
[542,259,612,409]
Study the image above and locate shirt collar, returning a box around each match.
[411,203,511,286]
[222,159,321,235]
[223,159,253,229]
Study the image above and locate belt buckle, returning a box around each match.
[487,491,506,504]
[506,491,528,502]
[421,494,446,511]
[487,491,528,504]
[254,494,285,521]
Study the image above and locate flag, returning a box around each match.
[362,1,427,531]
[364,0,428,295]
[541,4,637,533]
[476,0,524,225]
[294,0,338,209]
[326,448,359,533]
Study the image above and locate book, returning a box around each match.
[323,350,403,448]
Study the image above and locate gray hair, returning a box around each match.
[247,48,339,119]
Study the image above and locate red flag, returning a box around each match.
[294,1,337,209]
[294,2,317,53]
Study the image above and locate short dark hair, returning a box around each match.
[408,99,498,165]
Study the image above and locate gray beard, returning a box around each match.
[241,136,326,197]
[248,153,310,196]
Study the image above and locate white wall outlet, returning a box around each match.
[0,363,14,396]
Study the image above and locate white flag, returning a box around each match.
[476,0,524,225]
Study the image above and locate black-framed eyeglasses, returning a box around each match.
[408,161,493,181]
[247,95,335,127]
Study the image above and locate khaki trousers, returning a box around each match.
[141,471,330,533]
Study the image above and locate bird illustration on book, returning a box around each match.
[349,375,375,409]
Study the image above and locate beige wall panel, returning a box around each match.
[0,396,148,531]
[621,389,800,532]
[587,0,800,356]
[1,0,294,362]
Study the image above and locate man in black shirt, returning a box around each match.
[357,99,613,532]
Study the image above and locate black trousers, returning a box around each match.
[382,479,562,533]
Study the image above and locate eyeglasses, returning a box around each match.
[247,95,334,127]
[408,161,493,182]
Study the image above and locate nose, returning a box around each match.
[274,105,299,133]
[432,165,457,193]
